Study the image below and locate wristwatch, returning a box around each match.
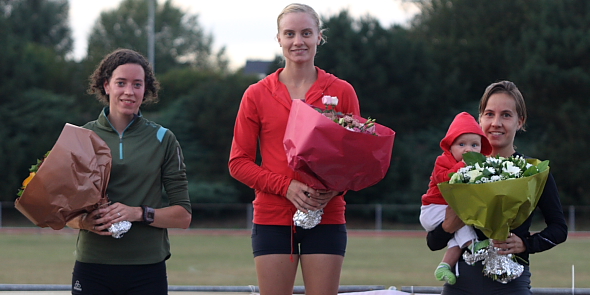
[141,205,155,224]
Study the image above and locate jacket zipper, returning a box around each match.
[107,119,136,160]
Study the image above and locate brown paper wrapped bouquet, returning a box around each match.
[14,123,112,230]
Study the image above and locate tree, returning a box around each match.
[4,0,73,57]
[85,0,227,74]
[0,0,83,201]
[156,69,258,203]
[409,0,532,100]
[0,89,78,200]
[507,0,590,205]
[0,0,75,100]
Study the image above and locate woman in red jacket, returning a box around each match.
[228,3,360,295]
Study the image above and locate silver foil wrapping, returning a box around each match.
[293,209,323,229]
[463,244,523,284]
[483,248,524,284]
[108,221,132,238]
[463,244,488,265]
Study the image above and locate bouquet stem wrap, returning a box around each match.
[293,209,324,229]
[15,123,112,230]
[463,245,524,284]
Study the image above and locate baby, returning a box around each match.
[420,112,492,284]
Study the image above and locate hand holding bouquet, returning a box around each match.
[284,97,395,228]
[438,151,550,283]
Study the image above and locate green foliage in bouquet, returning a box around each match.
[449,152,549,185]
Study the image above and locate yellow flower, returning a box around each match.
[22,172,36,187]
[17,151,50,197]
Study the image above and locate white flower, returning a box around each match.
[449,172,464,184]
[460,166,473,173]
[512,156,528,169]
[503,161,521,176]
[467,169,483,182]
[490,175,501,182]
[472,162,482,172]
[322,95,339,106]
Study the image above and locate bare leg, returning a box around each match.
[442,245,462,267]
[254,254,299,295]
[300,254,344,295]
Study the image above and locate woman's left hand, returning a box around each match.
[94,202,141,231]
[493,233,526,255]
[312,190,342,209]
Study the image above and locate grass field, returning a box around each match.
[0,229,588,289]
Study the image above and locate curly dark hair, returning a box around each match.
[88,48,160,105]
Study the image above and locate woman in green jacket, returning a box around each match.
[67,48,192,295]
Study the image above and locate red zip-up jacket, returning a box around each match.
[229,67,360,225]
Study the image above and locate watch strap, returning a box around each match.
[141,205,155,224]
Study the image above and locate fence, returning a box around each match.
[0,284,387,293]
[0,284,590,295]
[1,284,590,294]
[1,202,589,231]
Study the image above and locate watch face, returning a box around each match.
[144,206,155,224]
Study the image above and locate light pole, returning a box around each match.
[147,0,155,71]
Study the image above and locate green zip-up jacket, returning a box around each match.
[75,107,191,265]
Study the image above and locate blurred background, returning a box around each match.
[1,0,589,231]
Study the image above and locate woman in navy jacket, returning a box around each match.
[427,81,568,294]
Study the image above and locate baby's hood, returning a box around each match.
[440,112,492,155]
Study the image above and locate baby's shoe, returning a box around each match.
[435,262,456,285]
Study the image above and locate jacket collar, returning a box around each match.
[98,107,142,134]
[263,67,339,110]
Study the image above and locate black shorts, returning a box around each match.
[251,224,347,257]
[71,260,167,295]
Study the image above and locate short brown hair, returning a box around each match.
[478,80,527,131]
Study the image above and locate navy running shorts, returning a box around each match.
[251,223,347,257]
[71,260,167,295]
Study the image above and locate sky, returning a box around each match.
[69,0,420,70]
